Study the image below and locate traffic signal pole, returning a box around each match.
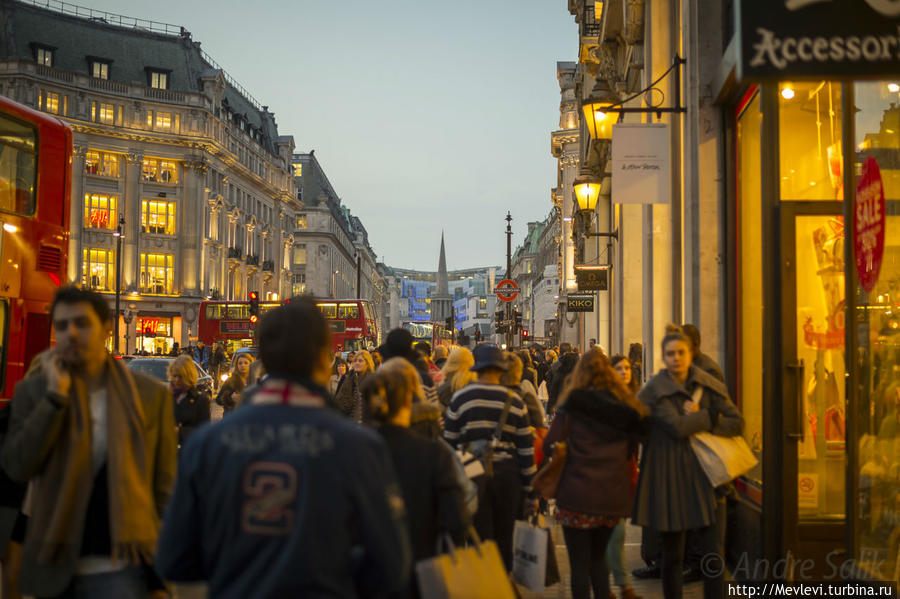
[505,212,513,350]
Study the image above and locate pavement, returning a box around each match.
[519,522,703,599]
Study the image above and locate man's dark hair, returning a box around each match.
[559,342,574,355]
[682,324,701,351]
[51,286,111,323]
[414,341,431,357]
[257,297,330,378]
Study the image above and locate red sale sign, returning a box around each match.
[854,157,886,293]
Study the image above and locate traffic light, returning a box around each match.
[475,328,482,342]
[248,291,260,323]
[445,316,453,331]
[514,310,523,333]
[522,329,529,339]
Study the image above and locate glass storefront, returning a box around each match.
[737,90,764,482]
[854,80,900,580]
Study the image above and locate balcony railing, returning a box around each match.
[227,247,242,260]
[245,254,259,266]
[261,260,274,272]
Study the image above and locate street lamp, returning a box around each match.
[113,215,125,355]
[573,169,603,214]
[581,78,619,140]
[331,269,340,298]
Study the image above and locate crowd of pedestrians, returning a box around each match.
[0,285,746,599]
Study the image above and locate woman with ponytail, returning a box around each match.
[632,325,743,599]
[362,358,470,598]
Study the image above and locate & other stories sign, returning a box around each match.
[737,0,900,79]
[854,157,886,293]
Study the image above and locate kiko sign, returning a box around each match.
[737,0,900,79]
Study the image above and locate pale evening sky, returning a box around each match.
[75,0,576,271]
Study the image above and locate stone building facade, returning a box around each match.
[0,0,300,354]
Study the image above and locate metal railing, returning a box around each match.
[20,0,186,36]
[21,0,265,113]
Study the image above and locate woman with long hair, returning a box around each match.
[606,354,642,599]
[215,353,251,414]
[167,355,211,447]
[633,325,743,599]
[329,357,348,396]
[543,348,647,599]
[335,349,374,423]
[362,358,469,598]
[500,352,546,428]
[436,346,476,408]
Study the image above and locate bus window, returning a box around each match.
[345,339,364,352]
[338,303,359,319]
[0,113,37,216]
[319,303,337,319]
[362,302,374,321]
[226,304,248,319]
[205,304,225,319]
[0,300,7,392]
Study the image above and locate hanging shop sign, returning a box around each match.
[566,295,595,313]
[737,0,900,79]
[854,157,886,293]
[574,266,609,291]
[611,123,670,204]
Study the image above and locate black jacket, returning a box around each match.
[378,425,469,598]
[173,385,210,446]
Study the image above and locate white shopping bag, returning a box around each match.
[511,520,549,591]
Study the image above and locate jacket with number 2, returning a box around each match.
[632,365,743,532]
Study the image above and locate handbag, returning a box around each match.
[687,386,758,487]
[462,389,516,478]
[531,415,569,500]
[416,528,517,599]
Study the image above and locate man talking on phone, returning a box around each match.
[1,286,177,599]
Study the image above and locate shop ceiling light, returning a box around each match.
[889,83,900,93]
[2,223,17,233]
[781,86,795,100]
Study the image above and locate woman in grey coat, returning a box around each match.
[632,326,743,599]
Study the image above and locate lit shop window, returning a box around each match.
[91,61,109,80]
[82,248,115,291]
[293,244,306,265]
[91,102,115,125]
[84,193,117,230]
[292,164,302,177]
[35,47,53,67]
[142,158,177,183]
[85,151,120,178]
[148,70,169,89]
[297,214,307,229]
[139,253,175,295]
[38,90,60,115]
[292,273,306,297]
[141,199,176,235]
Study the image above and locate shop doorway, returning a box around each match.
[780,202,847,574]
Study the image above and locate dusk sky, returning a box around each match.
[77,0,576,271]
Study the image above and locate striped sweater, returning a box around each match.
[444,383,536,485]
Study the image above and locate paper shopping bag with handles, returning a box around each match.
[416,528,516,599]
[690,431,758,487]
[511,519,549,591]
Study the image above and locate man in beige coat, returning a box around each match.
[1,286,176,599]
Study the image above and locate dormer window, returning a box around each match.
[31,44,55,67]
[146,69,170,90]
[89,58,110,80]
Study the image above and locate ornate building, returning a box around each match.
[0,0,300,353]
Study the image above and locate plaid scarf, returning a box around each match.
[27,355,161,566]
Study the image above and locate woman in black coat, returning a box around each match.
[633,326,743,599]
[362,358,470,599]
[544,348,647,599]
[168,354,211,447]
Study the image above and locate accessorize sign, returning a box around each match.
[854,157,886,293]
[738,0,900,79]
[611,123,670,204]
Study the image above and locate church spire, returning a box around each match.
[437,231,449,295]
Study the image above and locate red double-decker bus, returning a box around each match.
[402,321,452,349]
[198,298,379,355]
[0,96,72,400]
